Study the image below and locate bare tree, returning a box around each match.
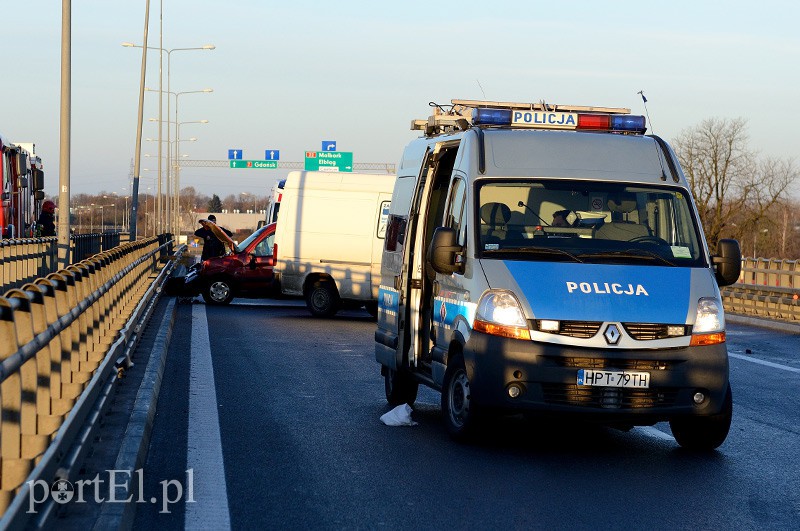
[672,118,798,254]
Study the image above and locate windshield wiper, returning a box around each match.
[578,249,677,266]
[483,246,584,263]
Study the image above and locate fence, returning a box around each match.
[0,233,135,293]
[722,257,800,322]
[0,235,175,527]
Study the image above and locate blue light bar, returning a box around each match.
[472,108,512,126]
[609,115,647,134]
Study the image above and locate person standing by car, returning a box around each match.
[36,200,57,236]
[194,214,233,261]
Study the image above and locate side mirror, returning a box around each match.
[15,152,29,175]
[429,227,463,275]
[248,253,257,269]
[712,238,741,287]
[32,169,44,190]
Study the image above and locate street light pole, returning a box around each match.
[123,42,214,236]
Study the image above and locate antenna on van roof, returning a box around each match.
[476,79,487,99]
[638,91,655,135]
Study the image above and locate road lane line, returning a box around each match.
[729,353,800,374]
[186,305,231,530]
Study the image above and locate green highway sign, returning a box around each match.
[304,151,353,172]
[229,160,278,169]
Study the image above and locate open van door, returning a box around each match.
[397,141,460,372]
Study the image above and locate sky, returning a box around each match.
[2,0,799,202]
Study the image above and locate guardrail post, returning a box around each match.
[4,290,51,461]
[0,298,31,513]
[34,277,73,418]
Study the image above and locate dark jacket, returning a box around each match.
[37,211,56,237]
[194,225,233,261]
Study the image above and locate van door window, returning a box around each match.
[445,178,467,246]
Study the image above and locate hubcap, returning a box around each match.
[312,288,329,310]
[210,281,230,301]
[448,370,470,427]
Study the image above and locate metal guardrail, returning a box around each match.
[0,233,136,292]
[0,238,58,293]
[0,235,176,527]
[722,257,800,322]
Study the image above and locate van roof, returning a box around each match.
[413,99,645,137]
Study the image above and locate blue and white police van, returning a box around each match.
[375,99,742,450]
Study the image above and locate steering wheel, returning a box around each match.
[629,235,669,245]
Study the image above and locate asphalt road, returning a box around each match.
[134,299,800,530]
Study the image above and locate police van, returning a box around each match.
[375,99,742,450]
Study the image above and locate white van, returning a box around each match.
[375,99,742,450]
[273,171,396,317]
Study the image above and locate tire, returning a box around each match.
[441,358,482,440]
[385,368,419,407]
[670,384,733,451]
[203,277,235,305]
[306,280,340,318]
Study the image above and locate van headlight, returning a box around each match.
[473,290,531,340]
[690,297,726,346]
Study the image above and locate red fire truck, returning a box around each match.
[1,135,44,238]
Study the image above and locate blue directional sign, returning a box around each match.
[228,149,243,160]
[265,149,280,161]
[322,141,336,151]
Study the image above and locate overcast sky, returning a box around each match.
[3,0,799,200]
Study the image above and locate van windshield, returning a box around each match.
[476,180,706,267]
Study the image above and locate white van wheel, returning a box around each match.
[442,360,482,440]
[306,280,340,317]
[385,369,418,407]
[669,384,733,451]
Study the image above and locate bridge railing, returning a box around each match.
[0,233,138,292]
[0,238,59,293]
[0,235,176,527]
[722,258,800,322]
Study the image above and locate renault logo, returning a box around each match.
[604,324,621,345]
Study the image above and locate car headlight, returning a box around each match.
[691,297,726,346]
[473,290,530,340]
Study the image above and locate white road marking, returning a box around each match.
[729,353,800,374]
[186,305,231,530]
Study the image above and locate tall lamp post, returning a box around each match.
[147,88,213,234]
[122,42,215,234]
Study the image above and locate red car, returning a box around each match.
[199,222,278,305]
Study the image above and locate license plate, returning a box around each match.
[577,369,650,388]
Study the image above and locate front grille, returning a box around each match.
[542,384,678,409]
[623,322,690,340]
[553,357,672,371]
[532,320,602,339]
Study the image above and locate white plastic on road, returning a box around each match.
[186,305,232,530]
[729,353,800,374]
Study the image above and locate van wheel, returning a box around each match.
[670,384,733,451]
[306,280,340,317]
[442,359,482,440]
[385,368,418,407]
[203,278,235,305]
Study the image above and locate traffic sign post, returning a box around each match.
[304,151,353,172]
[230,160,278,169]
